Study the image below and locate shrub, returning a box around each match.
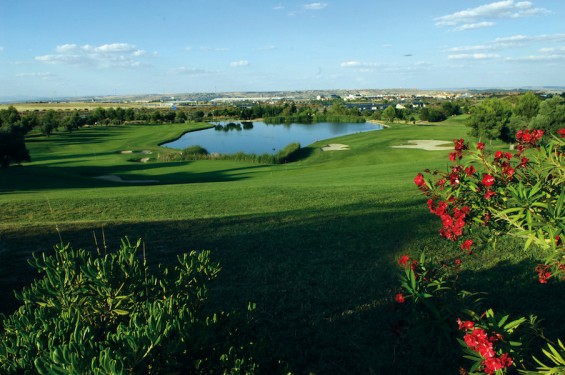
[182,145,209,156]
[402,127,565,374]
[0,238,258,374]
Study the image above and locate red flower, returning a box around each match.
[558,128,565,138]
[536,264,552,284]
[414,173,425,187]
[484,190,496,200]
[464,165,476,176]
[482,174,495,187]
[461,239,473,252]
[394,293,405,304]
[477,142,485,150]
[494,151,503,159]
[398,255,410,267]
[457,318,474,330]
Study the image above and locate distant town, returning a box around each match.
[5,87,564,108]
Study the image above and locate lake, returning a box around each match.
[163,121,383,154]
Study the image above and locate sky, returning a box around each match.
[1,0,564,100]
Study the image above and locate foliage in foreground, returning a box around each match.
[0,238,258,374]
[395,127,565,374]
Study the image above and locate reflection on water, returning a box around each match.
[163,121,383,155]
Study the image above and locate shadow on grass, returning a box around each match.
[0,162,268,192]
[2,201,561,374]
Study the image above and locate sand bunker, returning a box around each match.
[391,140,453,151]
[140,150,152,154]
[94,175,159,183]
[321,144,350,151]
[120,150,133,154]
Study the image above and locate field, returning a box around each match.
[0,101,165,111]
[2,116,563,373]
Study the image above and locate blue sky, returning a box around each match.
[1,0,564,99]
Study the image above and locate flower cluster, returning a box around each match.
[414,129,565,281]
[458,319,513,374]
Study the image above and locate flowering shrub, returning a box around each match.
[414,128,565,281]
[457,309,527,374]
[401,127,565,374]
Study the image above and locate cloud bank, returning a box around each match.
[35,43,150,68]
[436,1,550,31]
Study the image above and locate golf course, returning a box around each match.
[2,116,563,373]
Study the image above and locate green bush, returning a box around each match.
[0,238,258,374]
[182,145,209,155]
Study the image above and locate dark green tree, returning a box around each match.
[467,98,513,142]
[0,126,30,167]
[530,95,565,133]
[41,110,59,136]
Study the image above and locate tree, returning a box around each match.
[530,95,565,133]
[383,105,396,123]
[0,126,30,167]
[467,98,513,142]
[41,110,58,136]
[441,101,462,117]
[64,111,84,133]
[514,92,540,119]
[174,110,187,123]
[0,106,21,126]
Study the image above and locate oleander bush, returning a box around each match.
[395,127,565,374]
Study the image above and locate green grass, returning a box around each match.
[1,118,561,374]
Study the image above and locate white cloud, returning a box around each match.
[340,60,432,74]
[173,66,210,75]
[448,33,565,52]
[15,72,58,80]
[539,46,565,54]
[200,46,230,52]
[435,0,550,31]
[274,4,284,10]
[506,54,565,62]
[303,2,328,10]
[230,60,249,67]
[448,53,501,60]
[258,45,276,51]
[0,46,4,52]
[455,21,496,31]
[340,61,379,68]
[35,42,149,68]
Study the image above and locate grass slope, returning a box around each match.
[2,118,561,374]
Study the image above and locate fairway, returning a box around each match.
[3,117,552,373]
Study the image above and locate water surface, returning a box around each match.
[163,121,383,154]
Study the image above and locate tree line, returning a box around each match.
[468,92,565,142]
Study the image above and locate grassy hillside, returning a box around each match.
[3,117,558,374]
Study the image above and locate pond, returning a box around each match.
[163,121,383,154]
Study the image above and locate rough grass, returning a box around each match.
[1,118,561,374]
